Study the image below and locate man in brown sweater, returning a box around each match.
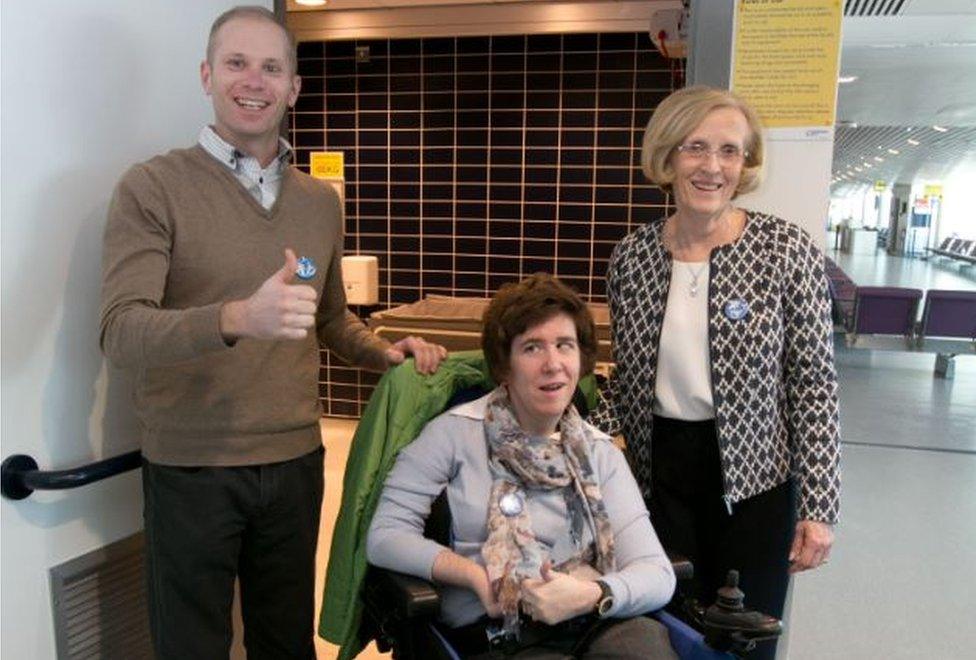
[98,7,444,659]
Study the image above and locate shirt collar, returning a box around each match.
[198,126,293,172]
[449,393,491,420]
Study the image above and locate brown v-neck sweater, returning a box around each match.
[100,145,390,466]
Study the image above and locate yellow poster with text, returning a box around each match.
[732,0,842,128]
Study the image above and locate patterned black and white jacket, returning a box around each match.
[592,210,841,524]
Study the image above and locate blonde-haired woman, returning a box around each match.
[594,86,841,659]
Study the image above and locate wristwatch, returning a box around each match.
[594,580,614,617]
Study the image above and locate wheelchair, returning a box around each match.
[319,351,781,660]
[359,381,781,658]
[363,567,779,659]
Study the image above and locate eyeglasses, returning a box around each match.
[675,142,749,163]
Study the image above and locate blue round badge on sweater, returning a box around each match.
[295,256,317,280]
[724,298,749,321]
[499,492,525,517]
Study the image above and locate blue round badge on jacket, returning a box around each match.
[499,492,525,517]
[724,298,749,321]
[295,256,317,280]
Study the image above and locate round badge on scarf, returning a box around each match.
[295,256,317,280]
[499,492,525,517]
[724,298,749,321]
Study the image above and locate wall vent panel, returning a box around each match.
[50,533,152,660]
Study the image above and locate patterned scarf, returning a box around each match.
[480,386,615,637]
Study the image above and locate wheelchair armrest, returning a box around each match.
[667,551,694,581]
[365,565,441,620]
[365,552,690,622]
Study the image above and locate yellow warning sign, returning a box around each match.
[924,184,943,198]
[732,0,843,128]
[310,152,345,180]
[874,180,886,192]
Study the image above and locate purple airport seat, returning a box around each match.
[833,282,857,302]
[852,287,923,337]
[919,290,976,342]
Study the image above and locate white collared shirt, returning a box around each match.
[198,126,292,210]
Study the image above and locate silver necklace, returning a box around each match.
[685,262,708,297]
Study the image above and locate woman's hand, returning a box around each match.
[431,550,502,617]
[520,562,602,625]
[469,565,503,618]
[789,520,834,573]
[567,563,602,582]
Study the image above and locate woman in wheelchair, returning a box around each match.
[367,274,679,659]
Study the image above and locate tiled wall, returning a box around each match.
[291,32,678,416]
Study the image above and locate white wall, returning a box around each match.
[737,135,834,247]
[936,163,976,241]
[0,1,261,656]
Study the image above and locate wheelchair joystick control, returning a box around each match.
[702,570,783,655]
[714,570,745,611]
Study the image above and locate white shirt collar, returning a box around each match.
[198,125,292,172]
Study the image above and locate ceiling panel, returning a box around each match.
[832,125,976,192]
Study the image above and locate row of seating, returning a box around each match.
[927,236,976,265]
[824,256,857,325]
[825,258,976,355]
[845,287,975,349]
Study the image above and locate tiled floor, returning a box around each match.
[829,248,976,291]
[787,349,975,659]
[312,249,975,659]
[787,248,975,659]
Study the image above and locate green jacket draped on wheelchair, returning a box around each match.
[318,350,598,660]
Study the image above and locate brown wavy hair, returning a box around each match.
[481,273,597,384]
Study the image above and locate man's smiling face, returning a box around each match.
[200,15,300,160]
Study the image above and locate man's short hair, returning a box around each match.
[481,273,598,384]
[207,6,298,74]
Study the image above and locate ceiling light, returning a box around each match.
[932,125,948,132]
[863,163,873,168]
[874,157,884,162]
[907,138,920,146]
[295,0,327,5]
[888,149,900,155]
[838,75,858,84]
[854,167,863,172]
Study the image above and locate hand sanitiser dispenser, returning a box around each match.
[340,255,379,305]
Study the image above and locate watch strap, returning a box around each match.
[594,580,614,617]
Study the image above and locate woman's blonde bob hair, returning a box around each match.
[640,85,765,197]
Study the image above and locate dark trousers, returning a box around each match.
[142,446,324,660]
[649,416,794,660]
[456,616,677,659]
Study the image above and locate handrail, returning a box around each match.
[1,450,142,500]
